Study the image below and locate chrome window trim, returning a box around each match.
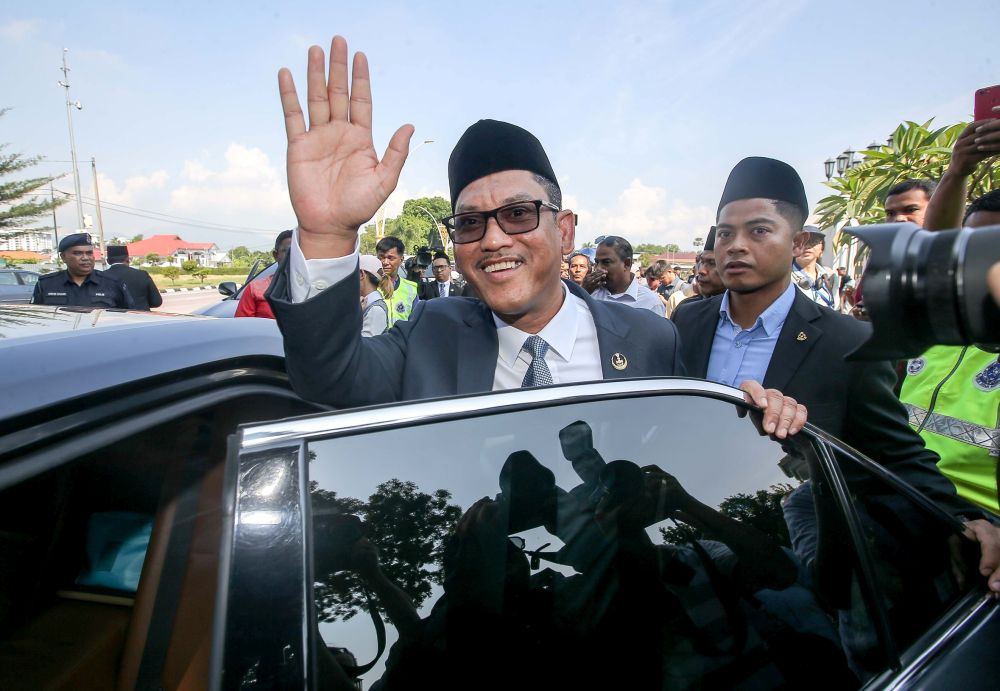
[877,593,997,691]
[238,377,744,450]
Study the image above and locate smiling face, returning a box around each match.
[714,198,804,295]
[453,170,574,331]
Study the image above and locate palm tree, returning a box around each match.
[815,119,999,241]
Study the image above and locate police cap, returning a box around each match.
[58,233,93,252]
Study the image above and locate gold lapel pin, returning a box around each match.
[796,331,808,341]
[611,352,628,371]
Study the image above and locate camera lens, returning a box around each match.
[844,223,1000,359]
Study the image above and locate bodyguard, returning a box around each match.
[32,234,134,308]
[104,244,163,310]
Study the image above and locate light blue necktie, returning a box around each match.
[521,335,553,387]
[439,282,447,298]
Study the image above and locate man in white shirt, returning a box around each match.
[264,35,806,438]
[585,236,665,316]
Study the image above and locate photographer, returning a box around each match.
[896,126,1000,517]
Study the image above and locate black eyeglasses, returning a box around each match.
[432,263,450,271]
[441,200,560,244]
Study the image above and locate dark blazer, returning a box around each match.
[419,280,465,300]
[104,263,163,310]
[671,289,968,515]
[267,264,683,408]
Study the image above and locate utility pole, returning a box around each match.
[91,157,107,267]
[50,181,62,267]
[58,48,85,231]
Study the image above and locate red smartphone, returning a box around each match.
[974,84,1000,120]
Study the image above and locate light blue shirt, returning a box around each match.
[706,282,797,387]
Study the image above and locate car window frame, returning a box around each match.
[221,377,988,688]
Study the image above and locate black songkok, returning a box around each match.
[448,120,559,209]
[106,245,129,260]
[58,233,93,252]
[704,226,717,251]
[717,157,808,220]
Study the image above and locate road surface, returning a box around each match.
[156,288,225,314]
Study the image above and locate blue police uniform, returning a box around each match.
[31,233,134,308]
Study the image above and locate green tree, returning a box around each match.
[359,196,452,257]
[0,108,68,232]
[312,478,463,622]
[127,234,144,243]
[193,269,209,283]
[815,119,1000,240]
[162,266,181,284]
[145,252,161,266]
[180,259,199,274]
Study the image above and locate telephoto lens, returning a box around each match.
[844,223,1000,359]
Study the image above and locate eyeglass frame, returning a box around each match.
[441,199,561,245]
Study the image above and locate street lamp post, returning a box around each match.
[414,204,446,250]
[58,48,85,231]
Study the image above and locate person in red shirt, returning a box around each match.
[235,230,293,318]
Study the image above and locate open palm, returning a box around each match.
[279,37,413,255]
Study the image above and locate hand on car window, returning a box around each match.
[278,35,414,257]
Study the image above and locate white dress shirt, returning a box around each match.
[590,277,665,316]
[288,231,603,389]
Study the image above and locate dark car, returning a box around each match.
[0,268,41,304]
[193,260,275,318]
[0,307,996,690]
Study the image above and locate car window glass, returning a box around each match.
[18,273,38,285]
[306,394,858,689]
[795,444,980,680]
[0,273,18,285]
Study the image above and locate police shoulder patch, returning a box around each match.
[974,360,1000,392]
[906,358,926,376]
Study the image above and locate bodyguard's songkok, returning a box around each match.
[717,157,808,222]
[106,245,129,261]
[447,119,559,209]
[704,226,717,251]
[58,233,93,252]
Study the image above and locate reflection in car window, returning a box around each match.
[307,395,860,689]
[18,273,39,285]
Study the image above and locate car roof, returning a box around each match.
[0,305,286,421]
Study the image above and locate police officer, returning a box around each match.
[32,233,135,308]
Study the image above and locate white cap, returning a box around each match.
[359,254,383,278]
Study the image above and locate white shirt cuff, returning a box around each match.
[288,228,360,302]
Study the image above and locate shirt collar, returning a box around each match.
[364,290,383,304]
[65,271,97,286]
[494,283,578,366]
[719,281,797,335]
[608,276,640,300]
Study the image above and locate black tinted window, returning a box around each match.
[307,394,858,689]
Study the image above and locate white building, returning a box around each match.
[0,228,55,253]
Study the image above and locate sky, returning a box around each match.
[1,0,996,251]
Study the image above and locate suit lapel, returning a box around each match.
[763,290,824,391]
[565,281,634,379]
[687,296,721,377]
[456,301,499,394]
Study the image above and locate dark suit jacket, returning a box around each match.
[267,263,683,408]
[419,280,465,300]
[672,289,968,515]
[104,263,163,310]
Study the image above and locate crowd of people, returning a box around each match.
[255,34,1000,689]
[23,30,1000,689]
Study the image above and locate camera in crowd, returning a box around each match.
[404,246,434,282]
[312,509,369,575]
[845,223,1000,359]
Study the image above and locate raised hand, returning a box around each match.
[278,36,414,258]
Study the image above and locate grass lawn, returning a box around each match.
[151,274,248,290]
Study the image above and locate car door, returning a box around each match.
[217,379,996,690]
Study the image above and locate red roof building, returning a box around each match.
[127,235,225,267]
